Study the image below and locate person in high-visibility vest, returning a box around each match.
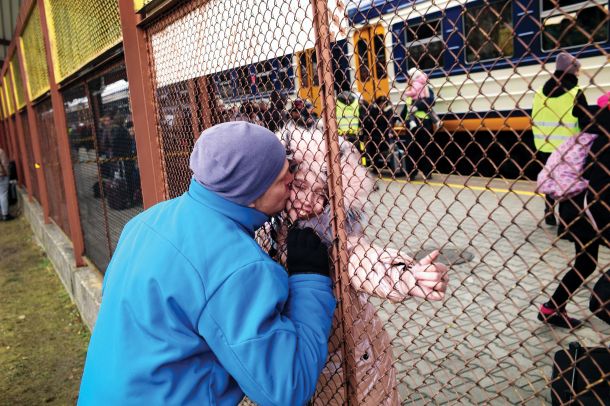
[336,91,360,137]
[336,91,368,165]
[531,51,590,225]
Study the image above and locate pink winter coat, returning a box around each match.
[405,70,430,100]
[268,123,431,405]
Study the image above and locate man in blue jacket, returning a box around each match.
[78,121,336,405]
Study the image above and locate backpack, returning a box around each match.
[536,132,597,200]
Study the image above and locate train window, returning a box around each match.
[254,61,275,94]
[357,39,370,82]
[463,0,514,63]
[541,1,608,50]
[405,19,444,70]
[311,51,320,86]
[299,53,309,88]
[373,34,387,79]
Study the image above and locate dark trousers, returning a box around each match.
[549,239,600,310]
[407,121,434,177]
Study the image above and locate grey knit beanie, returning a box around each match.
[555,52,581,75]
[190,121,286,206]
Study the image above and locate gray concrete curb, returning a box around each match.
[21,192,102,331]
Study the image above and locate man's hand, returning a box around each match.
[286,227,330,277]
[402,250,448,300]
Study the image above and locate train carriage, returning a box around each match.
[151,0,609,179]
[348,0,610,132]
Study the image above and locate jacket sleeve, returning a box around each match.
[197,261,336,406]
[346,235,414,302]
[573,90,591,131]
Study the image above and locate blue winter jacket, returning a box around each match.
[78,179,336,406]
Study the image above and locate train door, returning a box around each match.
[296,49,322,116]
[353,25,389,103]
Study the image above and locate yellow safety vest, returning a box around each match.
[336,99,360,136]
[531,87,580,153]
[406,97,429,120]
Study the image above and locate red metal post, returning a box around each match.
[37,0,85,266]
[118,0,166,207]
[16,41,51,222]
[310,0,356,404]
[197,76,213,130]
[6,73,33,200]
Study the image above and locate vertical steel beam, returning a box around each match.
[37,0,85,266]
[118,0,166,207]
[310,0,357,404]
[16,39,51,222]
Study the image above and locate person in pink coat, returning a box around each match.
[260,121,449,404]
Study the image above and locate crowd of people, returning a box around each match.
[207,68,440,182]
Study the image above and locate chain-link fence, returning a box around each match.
[1,0,609,404]
[62,62,143,272]
[142,0,610,404]
[20,3,50,102]
[43,0,122,82]
[19,109,40,203]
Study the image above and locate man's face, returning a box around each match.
[252,160,293,216]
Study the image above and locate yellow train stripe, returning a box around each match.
[381,177,542,197]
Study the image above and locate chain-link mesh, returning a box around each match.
[35,97,70,235]
[9,57,26,110]
[63,63,143,272]
[3,73,15,116]
[135,0,155,12]
[139,0,610,404]
[20,4,50,102]
[0,85,7,120]
[20,109,40,203]
[43,0,122,82]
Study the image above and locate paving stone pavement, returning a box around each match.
[362,175,610,405]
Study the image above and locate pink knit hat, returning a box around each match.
[555,52,581,75]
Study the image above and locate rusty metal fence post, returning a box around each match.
[37,0,85,266]
[118,0,166,208]
[311,0,356,404]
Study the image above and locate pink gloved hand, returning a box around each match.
[402,250,449,301]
